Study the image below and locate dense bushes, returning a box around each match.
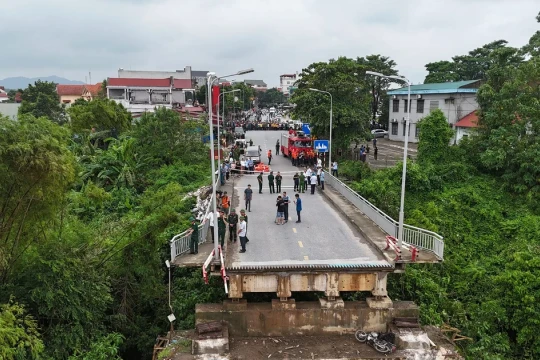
[0,108,223,360]
[343,110,540,359]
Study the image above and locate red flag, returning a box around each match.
[212,85,220,113]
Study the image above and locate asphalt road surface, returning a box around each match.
[227,130,387,268]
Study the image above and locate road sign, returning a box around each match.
[302,123,311,135]
[314,140,329,153]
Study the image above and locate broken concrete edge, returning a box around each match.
[319,185,397,265]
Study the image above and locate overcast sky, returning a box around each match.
[1,0,538,87]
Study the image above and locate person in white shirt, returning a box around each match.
[237,216,248,253]
[310,173,317,194]
[317,167,322,186]
[332,161,338,177]
[317,157,322,168]
[306,167,312,187]
[204,211,215,242]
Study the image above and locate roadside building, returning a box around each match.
[454,110,479,143]
[0,103,21,119]
[387,80,481,143]
[279,72,300,95]
[56,83,102,105]
[106,77,194,118]
[244,80,267,92]
[192,70,209,88]
[56,84,85,105]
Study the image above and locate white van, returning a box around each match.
[245,146,261,164]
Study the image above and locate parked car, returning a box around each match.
[234,127,245,139]
[371,129,388,138]
[245,146,261,164]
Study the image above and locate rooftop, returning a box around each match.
[83,83,102,97]
[108,78,171,88]
[388,80,481,95]
[455,111,479,128]
[244,79,267,87]
[192,70,209,77]
[56,84,85,96]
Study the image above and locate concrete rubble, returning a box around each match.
[184,185,213,220]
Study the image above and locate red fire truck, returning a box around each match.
[281,131,312,158]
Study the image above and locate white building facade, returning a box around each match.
[279,72,300,95]
[387,80,481,143]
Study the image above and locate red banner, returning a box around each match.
[212,85,220,113]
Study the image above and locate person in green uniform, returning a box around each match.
[299,172,306,193]
[275,171,282,193]
[257,172,263,194]
[217,210,227,249]
[268,171,275,194]
[187,216,199,254]
[240,209,249,243]
[227,209,239,242]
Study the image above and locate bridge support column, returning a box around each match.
[324,272,340,298]
[367,272,393,309]
[372,272,388,297]
[229,274,243,299]
[276,274,291,300]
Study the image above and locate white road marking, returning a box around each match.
[293,228,298,234]
[298,240,303,247]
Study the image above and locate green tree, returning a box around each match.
[0,114,75,284]
[424,40,523,83]
[417,109,455,164]
[196,84,207,105]
[132,107,209,166]
[67,98,131,135]
[356,55,399,122]
[474,56,540,196]
[256,88,286,108]
[68,333,123,360]
[0,298,44,359]
[19,80,66,123]
[290,57,371,150]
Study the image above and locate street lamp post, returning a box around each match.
[308,88,333,173]
[207,69,254,260]
[218,89,241,170]
[365,71,411,249]
[165,260,174,341]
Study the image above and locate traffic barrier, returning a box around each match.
[385,235,419,262]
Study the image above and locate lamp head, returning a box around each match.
[236,68,254,75]
[207,72,216,77]
[308,88,319,92]
[165,260,171,268]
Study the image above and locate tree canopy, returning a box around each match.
[18,80,66,124]
[424,40,523,83]
[290,57,372,150]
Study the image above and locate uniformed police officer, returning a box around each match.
[268,171,275,194]
[217,210,227,249]
[187,216,199,254]
[275,172,283,193]
[227,209,239,242]
[257,172,263,194]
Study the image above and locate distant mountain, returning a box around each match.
[0,76,85,90]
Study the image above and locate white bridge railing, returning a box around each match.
[325,173,444,260]
[170,173,220,261]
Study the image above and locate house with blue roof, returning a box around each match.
[386,79,482,143]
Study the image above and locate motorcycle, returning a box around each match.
[355,331,396,354]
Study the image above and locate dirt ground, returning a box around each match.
[228,335,403,359]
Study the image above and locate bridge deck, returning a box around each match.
[224,130,390,271]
